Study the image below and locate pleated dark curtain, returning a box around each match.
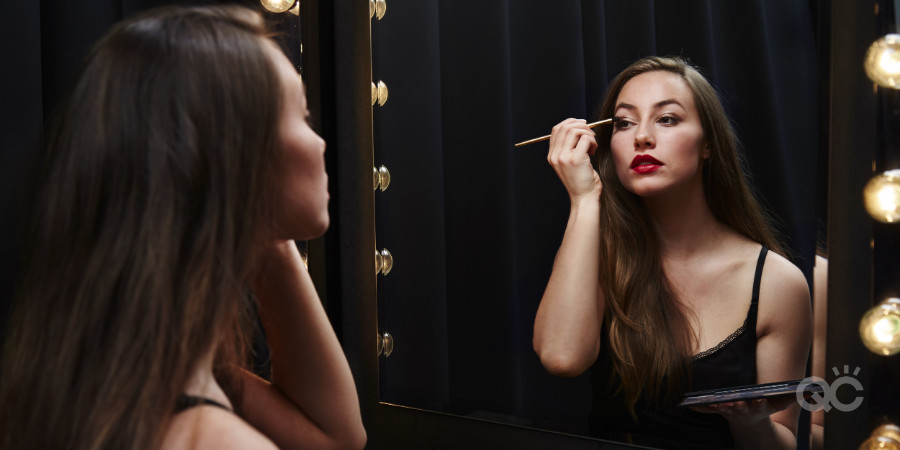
[0,2,43,329]
[372,0,822,435]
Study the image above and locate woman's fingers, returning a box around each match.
[548,118,587,162]
[546,119,601,199]
[548,119,596,167]
[575,130,599,157]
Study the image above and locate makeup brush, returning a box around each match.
[514,118,615,148]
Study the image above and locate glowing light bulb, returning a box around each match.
[876,425,900,444]
[863,170,900,223]
[874,317,899,343]
[376,80,389,106]
[860,436,900,450]
[860,298,900,356]
[260,0,296,13]
[865,34,900,89]
[860,424,900,450]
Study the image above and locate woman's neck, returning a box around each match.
[182,348,233,410]
[642,184,727,260]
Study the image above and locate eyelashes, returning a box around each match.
[610,114,681,130]
[657,115,681,125]
[612,116,633,130]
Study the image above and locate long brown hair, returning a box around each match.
[0,6,283,449]
[593,56,782,413]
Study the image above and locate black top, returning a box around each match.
[589,245,768,449]
[174,394,231,414]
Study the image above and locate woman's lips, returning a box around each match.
[631,155,663,174]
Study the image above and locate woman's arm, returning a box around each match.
[810,256,827,449]
[237,240,366,450]
[704,252,812,449]
[533,119,605,377]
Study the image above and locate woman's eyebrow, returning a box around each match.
[614,99,684,113]
[654,99,684,109]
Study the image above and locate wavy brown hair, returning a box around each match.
[592,56,783,413]
[0,6,283,449]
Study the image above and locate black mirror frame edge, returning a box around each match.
[825,0,889,448]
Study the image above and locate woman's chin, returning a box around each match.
[307,217,330,239]
[275,214,330,241]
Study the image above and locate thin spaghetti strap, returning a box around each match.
[174,394,232,413]
[751,245,768,305]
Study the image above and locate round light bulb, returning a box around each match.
[876,425,900,445]
[260,0,296,13]
[860,424,900,450]
[860,298,900,356]
[860,436,900,450]
[865,34,900,89]
[863,170,900,223]
[376,80,389,106]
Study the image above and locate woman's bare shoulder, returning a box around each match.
[758,250,812,335]
[160,406,277,450]
[761,250,808,294]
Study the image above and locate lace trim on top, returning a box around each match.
[691,314,751,361]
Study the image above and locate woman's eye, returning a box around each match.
[658,115,680,125]
[613,118,634,130]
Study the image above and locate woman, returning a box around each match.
[0,6,365,450]
[533,56,811,449]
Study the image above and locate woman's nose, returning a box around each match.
[634,124,655,149]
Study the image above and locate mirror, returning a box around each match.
[370,0,825,445]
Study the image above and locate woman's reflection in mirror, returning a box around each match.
[0,5,365,449]
[533,56,812,449]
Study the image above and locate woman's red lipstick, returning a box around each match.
[631,155,663,174]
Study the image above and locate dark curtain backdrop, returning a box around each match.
[0,2,43,332]
[372,0,821,436]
